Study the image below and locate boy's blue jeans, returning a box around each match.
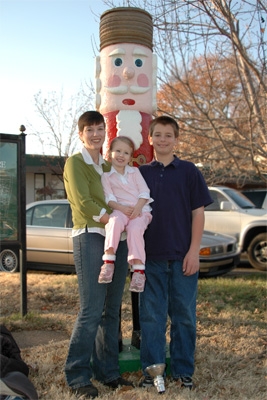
[65,232,128,389]
[139,260,198,378]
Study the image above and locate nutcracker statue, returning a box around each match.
[95,7,157,166]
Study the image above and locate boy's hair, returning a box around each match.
[109,136,135,156]
[78,111,105,132]
[149,116,179,138]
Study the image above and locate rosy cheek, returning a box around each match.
[137,74,149,87]
[107,75,121,87]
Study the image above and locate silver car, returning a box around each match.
[0,199,240,276]
[205,186,267,270]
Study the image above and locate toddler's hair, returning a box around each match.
[109,136,135,156]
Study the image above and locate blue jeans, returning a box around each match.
[65,233,128,389]
[139,260,198,378]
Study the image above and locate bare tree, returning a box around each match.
[104,0,267,185]
[28,82,95,157]
[157,52,266,185]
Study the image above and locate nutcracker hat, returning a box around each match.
[100,7,153,51]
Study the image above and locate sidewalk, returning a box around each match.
[13,330,69,349]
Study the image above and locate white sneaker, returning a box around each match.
[129,272,146,292]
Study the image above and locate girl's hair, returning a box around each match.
[109,136,135,156]
[78,111,105,132]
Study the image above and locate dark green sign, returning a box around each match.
[0,141,18,241]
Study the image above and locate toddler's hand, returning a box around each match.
[130,205,142,219]
[121,205,134,217]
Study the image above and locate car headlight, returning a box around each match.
[199,245,224,256]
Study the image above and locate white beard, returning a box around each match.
[116,110,143,150]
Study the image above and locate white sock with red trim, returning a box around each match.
[132,264,145,274]
[102,254,116,263]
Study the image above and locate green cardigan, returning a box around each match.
[64,152,112,230]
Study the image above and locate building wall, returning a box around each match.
[26,172,35,204]
[25,155,265,205]
[26,171,65,204]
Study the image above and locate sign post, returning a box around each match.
[0,130,27,315]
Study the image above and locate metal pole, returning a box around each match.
[19,126,27,316]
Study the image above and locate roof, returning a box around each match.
[26,154,66,174]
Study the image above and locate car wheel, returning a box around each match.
[0,249,19,273]
[247,233,267,271]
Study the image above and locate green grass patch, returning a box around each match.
[197,274,266,328]
[1,311,65,332]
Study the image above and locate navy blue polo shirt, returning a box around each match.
[139,156,212,261]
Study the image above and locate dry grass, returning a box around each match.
[0,271,266,400]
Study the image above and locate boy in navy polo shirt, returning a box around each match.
[139,116,212,390]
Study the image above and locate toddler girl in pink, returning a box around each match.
[99,136,152,292]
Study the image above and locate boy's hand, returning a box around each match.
[182,250,200,276]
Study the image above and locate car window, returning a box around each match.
[224,188,255,208]
[26,208,33,225]
[242,191,266,208]
[68,208,73,228]
[28,204,69,227]
[205,191,227,211]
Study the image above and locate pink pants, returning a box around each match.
[104,210,152,265]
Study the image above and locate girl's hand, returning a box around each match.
[120,205,134,217]
[130,204,143,219]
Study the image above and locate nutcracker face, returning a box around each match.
[97,43,154,115]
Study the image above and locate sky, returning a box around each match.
[0,0,126,154]
[1,1,264,156]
